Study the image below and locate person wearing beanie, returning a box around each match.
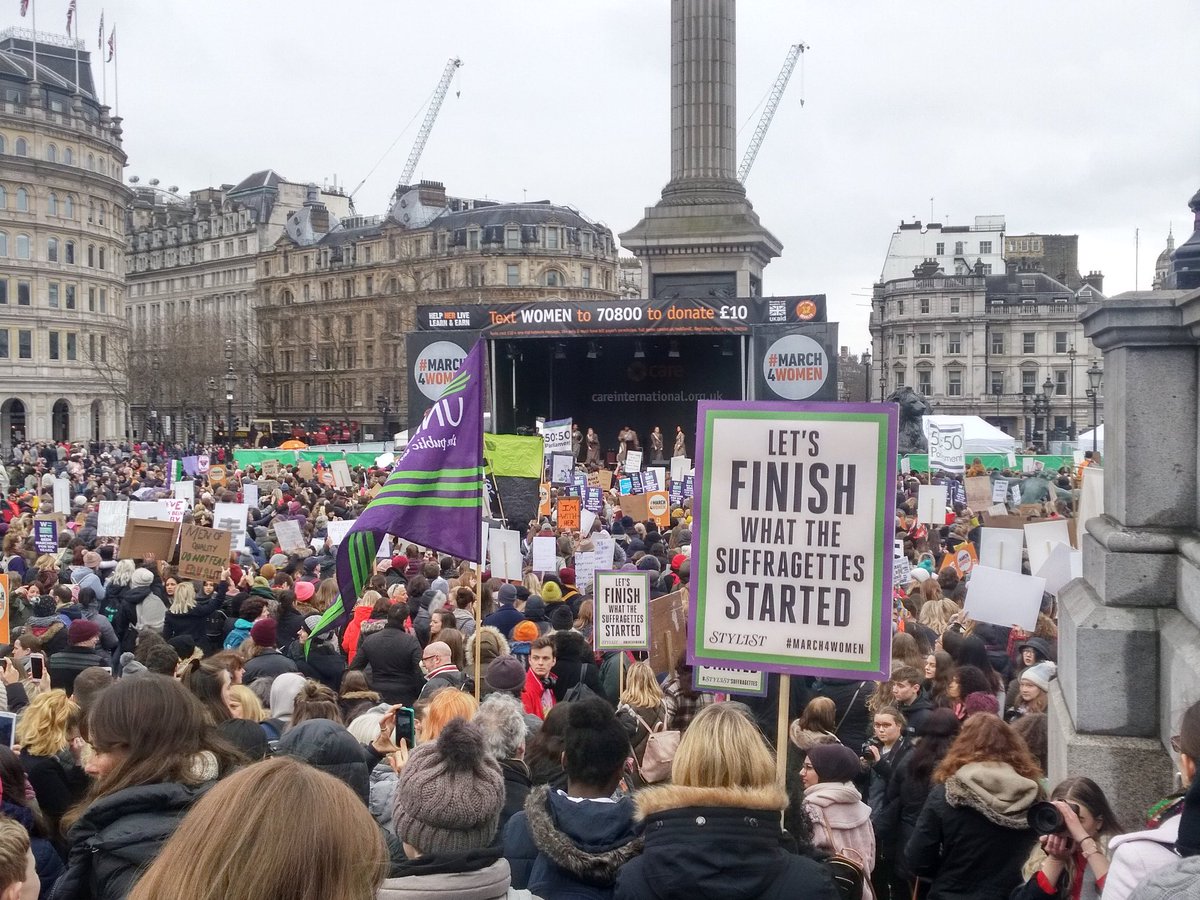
[547,604,574,633]
[520,597,551,637]
[510,620,540,645]
[540,581,564,606]
[286,615,346,692]
[557,568,580,613]
[48,619,107,694]
[484,655,526,698]
[1006,660,1056,723]
[482,584,523,640]
[69,549,106,602]
[381,718,523,897]
[242,618,298,686]
[504,699,641,897]
[802,742,877,894]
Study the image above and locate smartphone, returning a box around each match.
[0,712,16,749]
[393,707,415,748]
[28,654,44,681]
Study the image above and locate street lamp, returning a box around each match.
[861,350,872,403]
[1067,346,1077,436]
[1086,362,1102,451]
[1021,393,1032,447]
[376,394,391,440]
[1040,376,1054,446]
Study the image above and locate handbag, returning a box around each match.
[628,707,680,784]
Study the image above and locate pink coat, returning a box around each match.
[805,782,877,900]
[1104,814,1180,900]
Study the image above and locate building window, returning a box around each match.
[16,281,29,306]
[17,330,30,359]
[14,138,26,157]
[100,335,106,362]
[947,332,961,354]
[544,269,563,287]
[949,297,960,313]
[64,147,72,165]
[955,241,964,255]
[1022,370,1037,394]
[65,285,75,309]
[342,278,354,298]
[0,280,6,304]
[919,297,930,314]
[437,268,449,289]
[990,370,1004,394]
[506,264,520,286]
[917,370,932,395]
[49,332,59,360]
[66,333,76,360]
[505,227,520,250]
[980,264,993,275]
[947,369,963,396]
[342,315,355,337]
[894,369,906,391]
[88,287,96,311]
[467,230,479,250]
[15,188,28,212]
[15,235,29,259]
[467,264,484,287]
[65,241,74,263]
[1054,370,1068,396]
[581,266,591,288]
[0,331,7,358]
[86,245,94,267]
[935,242,944,255]
[46,237,58,262]
[1054,331,1068,353]
[979,241,992,254]
[99,247,105,269]
[918,333,931,355]
[1022,332,1036,354]
[47,192,56,215]
[99,289,106,312]
[545,228,559,250]
[896,334,906,355]
[896,299,905,315]
[48,283,58,308]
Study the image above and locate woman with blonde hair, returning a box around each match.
[17,689,87,838]
[522,572,542,597]
[573,599,594,646]
[228,684,265,722]
[128,757,388,900]
[919,598,960,636]
[615,702,835,897]
[615,661,666,778]
[312,578,339,613]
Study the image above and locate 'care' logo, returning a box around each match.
[414,342,468,401]
[762,335,828,400]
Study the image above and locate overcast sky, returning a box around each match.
[39,0,1200,350]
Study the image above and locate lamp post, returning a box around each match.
[1086,362,1102,452]
[861,350,872,403]
[1041,376,1054,447]
[206,378,216,445]
[1067,346,1077,437]
[1021,393,1032,447]
[376,394,391,441]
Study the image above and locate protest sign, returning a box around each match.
[1037,542,1082,595]
[1075,466,1103,548]
[627,472,645,495]
[892,555,911,586]
[98,501,128,537]
[917,484,947,524]
[243,483,259,509]
[557,497,581,531]
[649,589,687,673]
[992,479,1009,504]
[979,528,1024,573]
[647,490,671,527]
[262,459,280,478]
[487,529,523,580]
[899,456,911,475]
[620,492,650,522]
[274,519,306,553]
[0,574,8,642]
[963,565,1046,631]
[585,471,601,488]
[541,418,573,455]
[374,452,395,470]
[594,571,651,651]
[197,454,211,474]
[531,535,557,573]
[575,550,596,594]
[927,422,965,473]
[580,508,598,536]
[538,483,551,517]
[173,480,195,507]
[53,478,71,514]
[596,469,614,491]
[682,474,694,498]
[1010,484,1022,506]
[33,518,58,554]
[119,518,179,561]
[694,666,768,697]
[643,469,660,492]
[325,520,352,547]
[670,456,692,484]
[160,499,188,523]
[582,487,603,513]
[1024,519,1071,575]
[297,460,314,481]
[624,449,643,472]
[690,401,896,680]
[549,453,575,486]
[1022,457,1045,474]
[209,464,228,488]
[618,477,632,496]
[177,525,231,581]
[938,541,978,578]
[593,532,616,569]
[330,460,352,489]
[647,467,666,493]
[965,476,992,509]
[212,502,249,554]
[129,501,168,521]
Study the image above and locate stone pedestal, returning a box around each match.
[1051,288,1200,825]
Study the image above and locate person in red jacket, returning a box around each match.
[521,636,557,720]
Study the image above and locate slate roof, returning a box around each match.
[228,170,285,195]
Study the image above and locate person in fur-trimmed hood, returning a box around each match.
[616,702,838,900]
[905,714,1042,900]
[503,699,642,899]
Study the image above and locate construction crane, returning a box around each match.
[737,43,807,183]
[396,57,463,193]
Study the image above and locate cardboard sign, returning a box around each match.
[531,535,557,573]
[979,528,1024,573]
[119,518,179,561]
[488,529,523,580]
[690,401,896,681]
[262,459,280,478]
[586,471,601,488]
[596,469,614,491]
[620,491,650,522]
[649,589,687,674]
[647,490,671,527]
[624,449,643,472]
[558,497,581,531]
[98,501,129,537]
[274,519,307,553]
[33,518,58,554]
[538,483,551,518]
[594,571,651,651]
[694,666,768,697]
[330,460,352,489]
[918,484,947,525]
[965,476,992,509]
[550,453,575,487]
[992,479,1009,504]
[297,460,314,481]
[177,525,231,581]
[208,464,228,487]
[964,565,1046,632]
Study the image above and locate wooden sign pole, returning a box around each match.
[776,673,791,785]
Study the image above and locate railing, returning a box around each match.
[0,28,84,50]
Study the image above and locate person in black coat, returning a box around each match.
[548,629,602,702]
[162,579,226,654]
[241,620,299,685]
[474,693,532,843]
[348,604,424,706]
[284,616,346,692]
[272,589,306,649]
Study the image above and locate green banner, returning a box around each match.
[899,453,1074,473]
[234,450,380,469]
[483,433,545,479]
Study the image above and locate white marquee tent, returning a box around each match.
[1077,424,1104,451]
[921,415,1019,455]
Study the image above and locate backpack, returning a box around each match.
[562,664,601,703]
[205,609,228,641]
[624,706,680,784]
[816,808,865,900]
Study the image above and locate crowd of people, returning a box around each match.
[0,439,1187,898]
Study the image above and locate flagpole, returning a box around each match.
[30,0,37,78]
[72,3,79,94]
[111,25,117,117]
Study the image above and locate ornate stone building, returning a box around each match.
[123,172,350,441]
[0,30,130,444]
[256,180,618,436]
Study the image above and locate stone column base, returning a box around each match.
[1048,683,1175,827]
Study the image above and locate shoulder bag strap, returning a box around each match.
[835,681,866,733]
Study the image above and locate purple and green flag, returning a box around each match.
[309,341,486,642]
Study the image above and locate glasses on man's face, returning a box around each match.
[421,656,440,664]
[1171,734,1182,754]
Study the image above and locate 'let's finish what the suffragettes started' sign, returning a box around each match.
[689,401,897,680]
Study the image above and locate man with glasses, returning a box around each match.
[417,641,468,700]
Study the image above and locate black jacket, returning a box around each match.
[20,749,89,837]
[50,781,212,900]
[898,690,936,738]
[349,625,424,706]
[495,758,532,844]
[47,647,109,695]
[905,763,1040,900]
[242,650,299,685]
[162,586,226,652]
[550,630,603,703]
[285,639,346,692]
[615,784,838,900]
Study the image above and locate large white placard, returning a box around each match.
[173,480,195,507]
[1037,542,1083,595]
[574,550,596,595]
[992,479,1009,504]
[594,571,650,651]
[1075,466,1103,548]
[690,402,895,680]
[213,502,250,554]
[325,520,352,547]
[53,478,71,514]
[670,456,692,484]
[487,529,523,581]
[979,527,1024,573]
[129,501,168,521]
[330,460,352,489]
[274,519,306,553]
[592,532,616,569]
[1024,519,1071,575]
[242,483,259,509]
[624,449,643,472]
[531,535,557,573]
[963,565,1046,631]
[97,501,128,537]
[917,484,947,525]
[927,423,965,473]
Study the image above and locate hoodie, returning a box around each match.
[223,617,255,650]
[503,784,642,899]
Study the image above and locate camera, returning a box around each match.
[1027,801,1080,836]
[860,737,882,759]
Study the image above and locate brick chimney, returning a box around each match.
[1083,271,1104,293]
